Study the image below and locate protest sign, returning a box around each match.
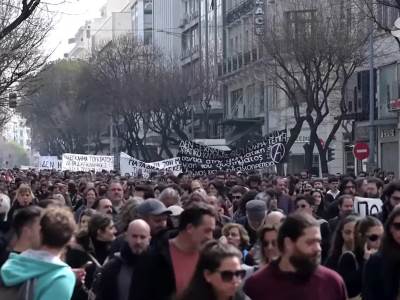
[178,130,287,175]
[120,153,182,177]
[39,156,61,170]
[354,197,383,217]
[62,154,114,172]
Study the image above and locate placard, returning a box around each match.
[120,153,182,177]
[61,154,114,172]
[354,196,383,217]
[39,156,61,170]
[178,130,287,175]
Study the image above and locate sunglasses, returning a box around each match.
[391,222,400,231]
[367,234,382,242]
[217,270,246,282]
[262,240,277,247]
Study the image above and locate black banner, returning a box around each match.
[178,130,287,175]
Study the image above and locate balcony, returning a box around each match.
[180,11,200,29]
[181,44,200,60]
[226,0,255,25]
[218,48,262,77]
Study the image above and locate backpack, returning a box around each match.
[0,276,36,300]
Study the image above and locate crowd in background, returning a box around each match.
[0,168,399,300]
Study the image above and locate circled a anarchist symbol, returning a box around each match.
[271,143,286,164]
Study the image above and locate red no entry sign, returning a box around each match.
[353,143,370,160]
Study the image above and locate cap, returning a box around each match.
[136,198,172,216]
[246,200,267,221]
[168,205,184,217]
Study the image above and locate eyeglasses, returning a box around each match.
[217,270,246,282]
[367,234,382,242]
[262,240,277,248]
[391,222,400,231]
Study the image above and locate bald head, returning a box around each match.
[265,211,286,227]
[126,219,151,254]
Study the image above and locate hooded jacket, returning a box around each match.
[0,250,75,300]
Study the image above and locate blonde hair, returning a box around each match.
[14,184,34,203]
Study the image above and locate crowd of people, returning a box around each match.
[0,168,399,300]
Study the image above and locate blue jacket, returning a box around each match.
[0,250,75,300]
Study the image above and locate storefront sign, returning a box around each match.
[380,128,396,138]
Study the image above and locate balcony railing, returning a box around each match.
[226,0,255,25]
[217,48,262,77]
[181,44,200,60]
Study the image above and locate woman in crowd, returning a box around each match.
[74,187,98,220]
[258,225,279,267]
[207,181,227,199]
[6,184,36,223]
[338,216,383,299]
[222,223,250,262]
[180,240,247,300]
[77,208,95,231]
[311,189,326,218]
[363,207,400,300]
[325,215,358,270]
[66,213,117,300]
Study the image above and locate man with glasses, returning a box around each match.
[244,213,347,300]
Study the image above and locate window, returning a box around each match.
[285,9,317,42]
[231,88,243,116]
[377,3,399,29]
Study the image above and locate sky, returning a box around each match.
[44,0,107,60]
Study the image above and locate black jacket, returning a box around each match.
[363,252,400,300]
[97,242,143,300]
[134,235,176,300]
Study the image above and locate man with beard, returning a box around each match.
[328,195,355,233]
[366,178,384,199]
[326,177,356,220]
[244,213,347,300]
[95,219,151,300]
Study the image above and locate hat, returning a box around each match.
[136,198,171,216]
[168,205,184,217]
[246,200,267,221]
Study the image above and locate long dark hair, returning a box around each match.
[353,216,382,261]
[382,207,400,262]
[328,215,358,260]
[179,240,242,300]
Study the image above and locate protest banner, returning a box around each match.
[39,156,61,170]
[178,130,287,175]
[354,196,383,217]
[61,154,114,172]
[120,153,182,177]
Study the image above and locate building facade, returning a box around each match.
[218,0,351,175]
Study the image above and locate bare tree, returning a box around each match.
[19,60,106,155]
[357,0,400,48]
[262,0,369,173]
[0,0,52,128]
